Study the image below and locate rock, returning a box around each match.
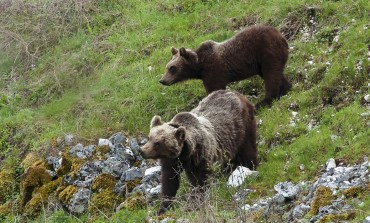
[46,156,62,171]
[292,204,310,220]
[45,170,57,179]
[102,157,130,178]
[364,94,370,102]
[98,138,113,148]
[64,134,75,146]
[326,158,336,171]
[144,166,161,176]
[274,181,300,201]
[129,138,141,156]
[120,167,143,182]
[109,132,126,145]
[365,216,370,223]
[233,188,255,202]
[69,144,95,159]
[227,166,259,187]
[68,188,91,214]
[139,137,148,145]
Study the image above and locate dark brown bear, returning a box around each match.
[160,25,291,109]
[139,90,258,215]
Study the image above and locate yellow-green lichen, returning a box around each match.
[125,178,141,193]
[23,195,42,219]
[0,171,15,204]
[310,186,336,215]
[58,185,78,205]
[93,145,110,158]
[56,154,72,176]
[20,166,53,210]
[319,211,356,223]
[70,158,85,173]
[119,192,146,210]
[89,190,123,215]
[22,178,61,218]
[21,152,42,170]
[342,186,364,198]
[92,173,117,192]
[0,202,12,218]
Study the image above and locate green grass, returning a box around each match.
[0,0,369,222]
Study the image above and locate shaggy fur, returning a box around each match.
[139,90,258,215]
[160,25,291,109]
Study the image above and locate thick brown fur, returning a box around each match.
[160,25,291,109]
[139,90,258,215]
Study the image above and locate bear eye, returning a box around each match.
[154,142,160,149]
[169,66,177,74]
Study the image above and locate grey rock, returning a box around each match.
[292,204,310,220]
[139,137,148,145]
[98,138,113,148]
[365,216,370,223]
[109,132,126,145]
[67,188,91,214]
[227,166,259,187]
[274,181,299,200]
[46,156,62,171]
[69,143,95,159]
[233,188,255,202]
[129,138,141,156]
[65,134,75,146]
[46,170,57,179]
[326,158,336,171]
[121,167,143,182]
[318,205,337,216]
[102,157,130,178]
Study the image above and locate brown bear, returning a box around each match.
[139,90,258,215]
[160,25,291,109]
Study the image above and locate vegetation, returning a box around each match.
[0,0,369,222]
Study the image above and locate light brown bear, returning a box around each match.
[160,25,291,109]
[139,90,258,215]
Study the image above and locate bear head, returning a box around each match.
[159,47,199,86]
[140,115,187,159]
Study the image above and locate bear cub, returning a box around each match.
[139,90,258,215]
[160,25,291,109]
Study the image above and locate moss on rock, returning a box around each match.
[19,166,53,210]
[0,202,12,219]
[89,190,123,215]
[125,178,141,193]
[310,186,336,215]
[21,152,42,170]
[93,145,110,159]
[0,171,15,204]
[57,185,78,205]
[92,173,117,192]
[342,186,364,198]
[319,211,356,223]
[56,154,72,176]
[120,192,146,210]
[21,178,61,218]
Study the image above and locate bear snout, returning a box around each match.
[159,79,170,86]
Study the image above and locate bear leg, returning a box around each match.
[279,75,292,97]
[256,68,285,109]
[202,78,227,94]
[239,125,258,170]
[158,160,183,215]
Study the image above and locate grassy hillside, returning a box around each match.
[0,0,369,222]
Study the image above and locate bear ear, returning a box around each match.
[175,126,186,142]
[179,47,188,58]
[171,47,178,55]
[150,115,162,128]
